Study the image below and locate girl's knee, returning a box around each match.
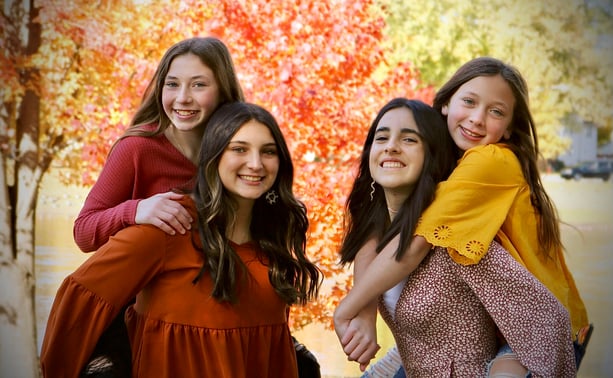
[487,350,530,378]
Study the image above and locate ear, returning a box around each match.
[441,104,449,116]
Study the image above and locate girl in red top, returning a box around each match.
[73,36,244,252]
[70,36,244,375]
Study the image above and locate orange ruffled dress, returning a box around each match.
[415,144,588,338]
[41,200,298,378]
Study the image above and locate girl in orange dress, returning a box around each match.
[70,37,245,374]
[41,102,322,378]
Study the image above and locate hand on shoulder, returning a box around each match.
[135,192,193,235]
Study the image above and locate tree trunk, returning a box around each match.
[0,99,42,378]
[0,1,43,376]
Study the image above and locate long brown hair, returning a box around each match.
[434,57,562,258]
[118,37,244,142]
[192,102,321,305]
[340,98,457,264]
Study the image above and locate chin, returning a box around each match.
[174,120,202,131]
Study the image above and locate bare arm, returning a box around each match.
[335,235,431,323]
[335,238,381,370]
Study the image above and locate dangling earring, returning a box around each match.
[265,190,278,205]
[369,180,376,202]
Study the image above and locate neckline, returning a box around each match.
[162,133,197,167]
[229,240,255,248]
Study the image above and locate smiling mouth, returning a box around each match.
[239,175,263,182]
[174,110,198,116]
[381,161,404,168]
[460,126,483,138]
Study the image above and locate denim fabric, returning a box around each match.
[574,323,594,369]
[393,367,406,378]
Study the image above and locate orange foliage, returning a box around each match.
[4,0,434,330]
[206,0,434,329]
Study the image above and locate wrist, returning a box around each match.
[334,299,353,322]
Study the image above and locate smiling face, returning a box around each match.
[369,107,425,203]
[442,74,515,152]
[162,53,221,131]
[218,120,279,206]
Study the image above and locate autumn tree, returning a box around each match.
[377,0,613,158]
[1,0,431,374]
[1,1,46,375]
[0,0,191,373]
[203,0,434,327]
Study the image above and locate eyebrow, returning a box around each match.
[463,91,511,109]
[165,74,208,80]
[228,140,277,147]
[375,126,422,137]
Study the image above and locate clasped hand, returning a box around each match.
[333,302,380,372]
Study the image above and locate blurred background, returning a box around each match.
[2,0,612,377]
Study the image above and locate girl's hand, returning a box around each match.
[334,304,380,371]
[333,307,350,347]
[342,317,380,371]
[135,192,193,235]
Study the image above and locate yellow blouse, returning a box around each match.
[415,144,588,337]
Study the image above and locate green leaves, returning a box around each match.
[379,0,613,158]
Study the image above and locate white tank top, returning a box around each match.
[382,278,407,321]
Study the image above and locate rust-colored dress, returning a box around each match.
[41,201,298,378]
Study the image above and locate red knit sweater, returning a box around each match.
[73,133,196,252]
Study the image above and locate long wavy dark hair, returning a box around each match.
[117,37,244,142]
[191,102,321,305]
[433,57,562,259]
[339,98,457,264]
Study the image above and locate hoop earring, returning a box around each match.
[265,190,278,205]
[369,180,375,202]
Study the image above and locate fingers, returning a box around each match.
[344,335,380,364]
[135,192,194,235]
[339,317,380,367]
[360,362,369,372]
[153,218,181,236]
[357,343,380,365]
[340,323,355,346]
[161,201,193,234]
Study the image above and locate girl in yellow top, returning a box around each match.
[335,57,590,375]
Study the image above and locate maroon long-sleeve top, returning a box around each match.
[73,131,196,252]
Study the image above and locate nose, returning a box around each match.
[469,108,486,127]
[247,152,263,170]
[176,85,192,103]
[385,139,399,153]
